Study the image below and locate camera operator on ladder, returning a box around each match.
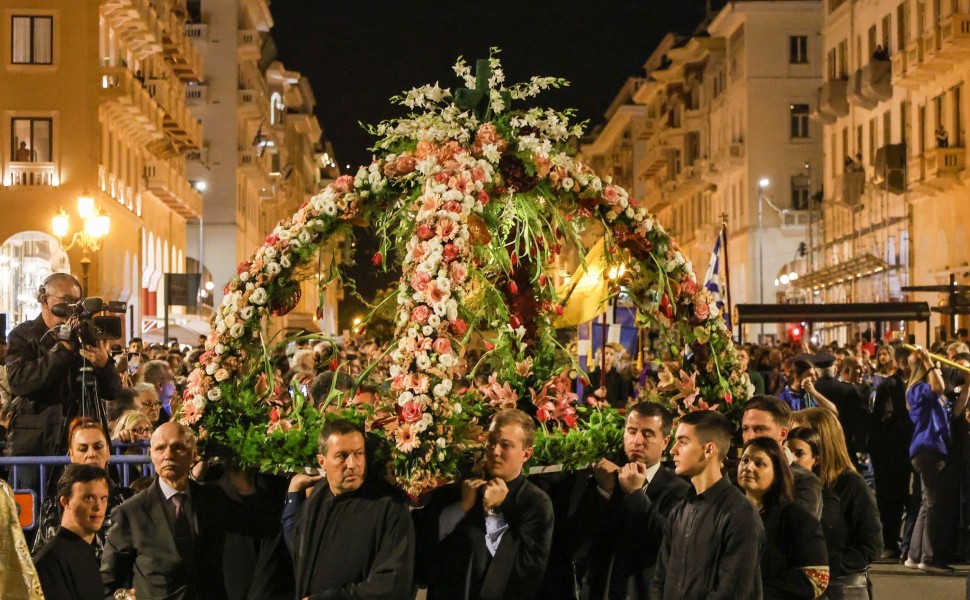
[4,274,123,485]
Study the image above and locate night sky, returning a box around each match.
[269,0,719,328]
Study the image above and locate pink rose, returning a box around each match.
[443,244,460,261]
[603,185,620,206]
[416,223,434,240]
[449,262,468,285]
[333,174,354,193]
[450,318,468,336]
[471,167,486,182]
[477,190,489,206]
[443,200,461,213]
[435,171,449,184]
[410,271,431,291]
[694,299,710,320]
[400,401,424,423]
[681,279,698,296]
[433,337,453,356]
[411,305,431,324]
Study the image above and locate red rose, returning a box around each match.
[539,274,547,287]
[724,392,733,404]
[372,252,383,266]
[450,318,468,336]
[563,413,578,428]
[416,223,434,240]
[510,314,522,329]
[619,408,627,415]
[443,200,461,213]
[510,252,518,267]
[555,304,564,316]
[508,281,518,295]
[269,407,280,422]
[536,408,550,423]
[681,279,698,296]
[265,233,279,245]
[484,342,495,351]
[399,401,424,423]
[435,172,449,183]
[329,358,338,371]
[236,261,251,275]
[477,190,489,205]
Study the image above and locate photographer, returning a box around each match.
[4,274,123,468]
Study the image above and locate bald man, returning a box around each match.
[101,423,279,600]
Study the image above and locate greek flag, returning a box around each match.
[703,231,730,328]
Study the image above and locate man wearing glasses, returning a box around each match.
[4,273,123,474]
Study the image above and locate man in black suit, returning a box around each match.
[570,401,690,600]
[740,395,823,519]
[431,408,554,600]
[101,422,278,600]
[34,464,110,600]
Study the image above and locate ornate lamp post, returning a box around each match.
[51,191,110,294]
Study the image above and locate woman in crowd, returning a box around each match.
[785,426,821,473]
[737,437,829,599]
[903,347,967,573]
[793,408,882,598]
[132,381,162,424]
[111,410,153,444]
[31,417,134,557]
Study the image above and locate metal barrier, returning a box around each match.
[0,448,154,530]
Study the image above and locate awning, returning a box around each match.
[792,253,889,290]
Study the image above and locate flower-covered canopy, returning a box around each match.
[184,52,751,495]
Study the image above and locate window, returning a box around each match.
[791,176,810,210]
[11,117,52,162]
[790,36,808,64]
[11,15,52,65]
[827,48,838,79]
[790,104,810,139]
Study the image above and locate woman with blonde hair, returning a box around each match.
[111,410,153,443]
[903,347,967,573]
[792,408,881,599]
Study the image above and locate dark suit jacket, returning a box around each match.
[431,475,554,600]
[572,465,690,600]
[101,479,278,600]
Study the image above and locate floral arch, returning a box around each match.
[184,53,751,495]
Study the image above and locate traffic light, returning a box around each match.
[786,323,804,342]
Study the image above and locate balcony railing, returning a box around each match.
[238,30,262,61]
[184,23,207,42]
[99,165,140,214]
[145,78,202,149]
[185,84,207,106]
[157,5,203,82]
[819,79,849,117]
[5,162,57,187]
[781,210,812,230]
[143,159,202,218]
[101,0,163,60]
[925,146,966,177]
[238,89,261,117]
[100,67,167,145]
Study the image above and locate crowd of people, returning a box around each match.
[0,273,968,599]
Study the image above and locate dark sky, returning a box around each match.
[269,0,717,328]
[271,0,717,169]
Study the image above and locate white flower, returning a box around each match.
[323,201,338,216]
[215,368,230,382]
[239,272,250,282]
[216,322,228,335]
[205,362,218,375]
[453,402,463,414]
[240,306,255,321]
[433,380,452,398]
[298,230,312,243]
[207,387,222,401]
[625,208,635,219]
[266,262,281,277]
[193,395,207,410]
[250,287,268,305]
[280,255,292,269]
[428,314,441,327]
[229,323,246,339]
[439,353,455,367]
[436,437,447,448]
[397,391,414,406]
[561,177,574,190]
[420,412,433,427]
[214,343,225,355]
[416,354,432,369]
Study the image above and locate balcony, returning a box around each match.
[4,162,57,187]
[848,60,892,109]
[185,147,208,163]
[238,88,261,117]
[238,149,272,185]
[100,67,167,147]
[891,47,908,85]
[939,13,970,53]
[781,210,812,231]
[896,37,937,87]
[145,78,202,149]
[99,165,140,214]
[238,30,262,61]
[100,0,163,60]
[833,170,866,207]
[925,146,966,177]
[157,8,203,82]
[184,23,207,43]
[637,135,669,177]
[143,159,203,218]
[185,84,207,106]
[819,79,849,118]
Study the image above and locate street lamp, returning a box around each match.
[52,191,111,294]
[757,178,790,341]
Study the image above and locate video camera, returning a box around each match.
[51,297,127,346]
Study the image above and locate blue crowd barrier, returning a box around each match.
[0,449,154,530]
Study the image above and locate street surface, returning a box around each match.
[871,561,967,599]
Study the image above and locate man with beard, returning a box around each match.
[570,402,689,599]
[431,408,554,600]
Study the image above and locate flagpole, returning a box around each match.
[719,213,734,341]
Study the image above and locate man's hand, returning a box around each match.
[482,478,509,512]
[593,458,620,495]
[460,478,486,513]
[80,340,111,368]
[288,472,324,494]
[618,462,648,494]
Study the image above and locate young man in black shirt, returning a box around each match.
[652,410,765,600]
[34,464,109,600]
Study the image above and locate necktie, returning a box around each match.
[171,493,193,558]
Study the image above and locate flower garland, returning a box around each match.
[183,51,752,495]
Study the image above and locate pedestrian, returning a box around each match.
[793,408,882,598]
[903,347,967,573]
[737,437,829,599]
[651,410,765,599]
[0,479,44,599]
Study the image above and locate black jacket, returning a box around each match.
[760,502,829,600]
[821,469,883,578]
[5,315,123,455]
[35,527,104,600]
[101,479,279,600]
[284,478,415,600]
[572,464,690,600]
[431,474,554,600]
